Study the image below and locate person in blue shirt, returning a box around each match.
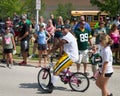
[74,15,91,32]
[34,24,51,68]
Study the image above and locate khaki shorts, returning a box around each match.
[77,49,89,64]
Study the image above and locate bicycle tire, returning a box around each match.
[69,72,90,92]
[37,68,52,92]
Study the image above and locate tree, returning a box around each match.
[0,0,25,19]
[90,0,120,16]
[24,0,46,18]
[0,0,45,20]
[53,3,73,20]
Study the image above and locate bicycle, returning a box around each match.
[37,55,90,93]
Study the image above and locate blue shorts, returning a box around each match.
[38,44,47,50]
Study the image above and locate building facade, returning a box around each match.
[43,0,98,17]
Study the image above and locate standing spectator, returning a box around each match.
[13,12,19,26]
[74,15,91,32]
[64,19,71,31]
[109,24,120,63]
[54,16,64,56]
[119,27,120,62]
[71,17,78,32]
[50,14,56,27]
[94,21,107,45]
[38,16,46,30]
[2,27,16,68]
[5,16,13,28]
[35,24,51,68]
[74,20,92,75]
[46,19,55,51]
[94,16,105,29]
[105,17,112,34]
[29,16,46,58]
[96,34,113,96]
[5,22,14,35]
[113,14,120,26]
[18,16,29,65]
[1,21,15,63]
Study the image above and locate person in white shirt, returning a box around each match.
[96,34,113,96]
[113,14,120,26]
[48,25,79,91]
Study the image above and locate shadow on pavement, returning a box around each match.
[19,82,70,94]
[0,64,6,68]
[19,83,39,89]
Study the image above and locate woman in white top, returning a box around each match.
[96,34,113,96]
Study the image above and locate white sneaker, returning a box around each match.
[28,54,35,58]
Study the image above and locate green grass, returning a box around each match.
[0,41,39,61]
[0,40,120,65]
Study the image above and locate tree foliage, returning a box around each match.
[0,0,45,20]
[90,0,120,16]
[53,3,73,20]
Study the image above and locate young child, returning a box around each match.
[2,27,16,68]
[89,45,101,80]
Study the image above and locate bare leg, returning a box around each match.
[76,63,80,72]
[84,63,87,73]
[22,52,28,63]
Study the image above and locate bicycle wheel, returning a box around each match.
[37,68,52,92]
[69,72,90,92]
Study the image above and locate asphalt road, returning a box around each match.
[0,62,120,96]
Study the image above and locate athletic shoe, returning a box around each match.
[89,76,96,80]
[84,72,89,76]
[28,54,35,58]
[18,61,27,65]
[108,93,113,96]
[46,82,54,93]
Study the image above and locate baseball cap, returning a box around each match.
[22,15,26,20]
[116,14,120,17]
[39,23,44,27]
[106,17,110,20]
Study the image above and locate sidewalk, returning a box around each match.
[14,59,120,69]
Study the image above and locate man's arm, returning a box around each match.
[18,31,29,41]
[48,39,68,54]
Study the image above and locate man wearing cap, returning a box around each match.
[113,14,120,26]
[48,25,79,91]
[18,15,29,65]
[94,16,105,29]
[74,20,92,75]
[94,21,107,45]
[74,16,91,32]
[105,17,112,34]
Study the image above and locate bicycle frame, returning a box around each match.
[48,56,80,84]
[38,55,90,92]
[59,68,81,85]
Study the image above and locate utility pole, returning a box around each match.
[36,0,41,25]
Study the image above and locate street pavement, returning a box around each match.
[0,61,120,96]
